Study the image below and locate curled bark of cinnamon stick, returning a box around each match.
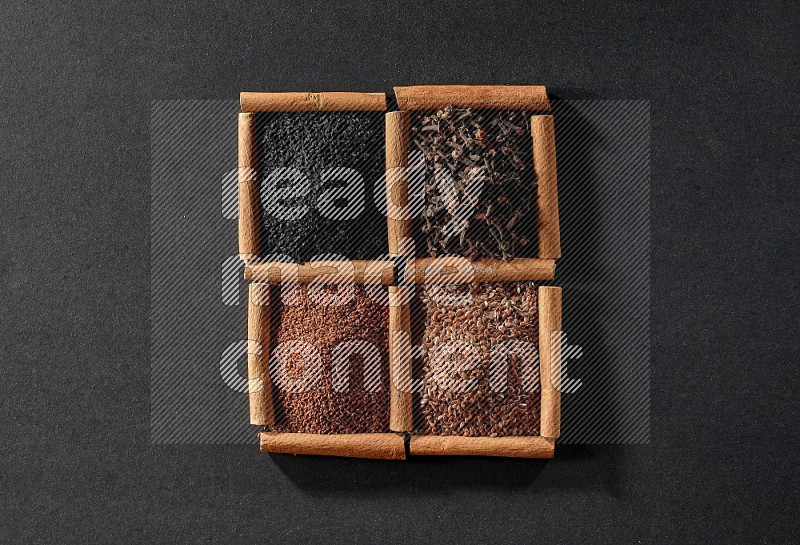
[411,257,555,283]
[238,113,260,261]
[538,286,562,438]
[241,92,387,112]
[409,435,554,458]
[388,287,413,432]
[532,115,561,259]
[394,85,550,111]
[248,283,274,426]
[385,111,412,255]
[244,260,395,285]
[260,432,406,460]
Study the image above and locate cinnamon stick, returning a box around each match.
[388,287,413,431]
[248,283,274,426]
[385,111,412,255]
[260,432,406,460]
[532,115,561,259]
[409,435,554,459]
[411,257,555,283]
[241,92,386,112]
[394,85,550,111]
[245,260,395,285]
[538,286,562,438]
[238,112,260,261]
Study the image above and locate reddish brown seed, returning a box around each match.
[271,285,390,434]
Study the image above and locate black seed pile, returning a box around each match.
[412,106,537,261]
[256,112,386,261]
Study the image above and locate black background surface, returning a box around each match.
[1,1,798,543]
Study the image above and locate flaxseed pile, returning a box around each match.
[416,282,541,436]
[271,284,390,434]
[412,106,537,261]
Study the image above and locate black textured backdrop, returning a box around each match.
[1,1,798,543]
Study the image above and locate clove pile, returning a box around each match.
[412,106,537,261]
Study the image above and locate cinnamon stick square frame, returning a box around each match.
[237,91,388,262]
[244,263,406,461]
[388,284,562,458]
[238,89,563,459]
[385,85,561,284]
